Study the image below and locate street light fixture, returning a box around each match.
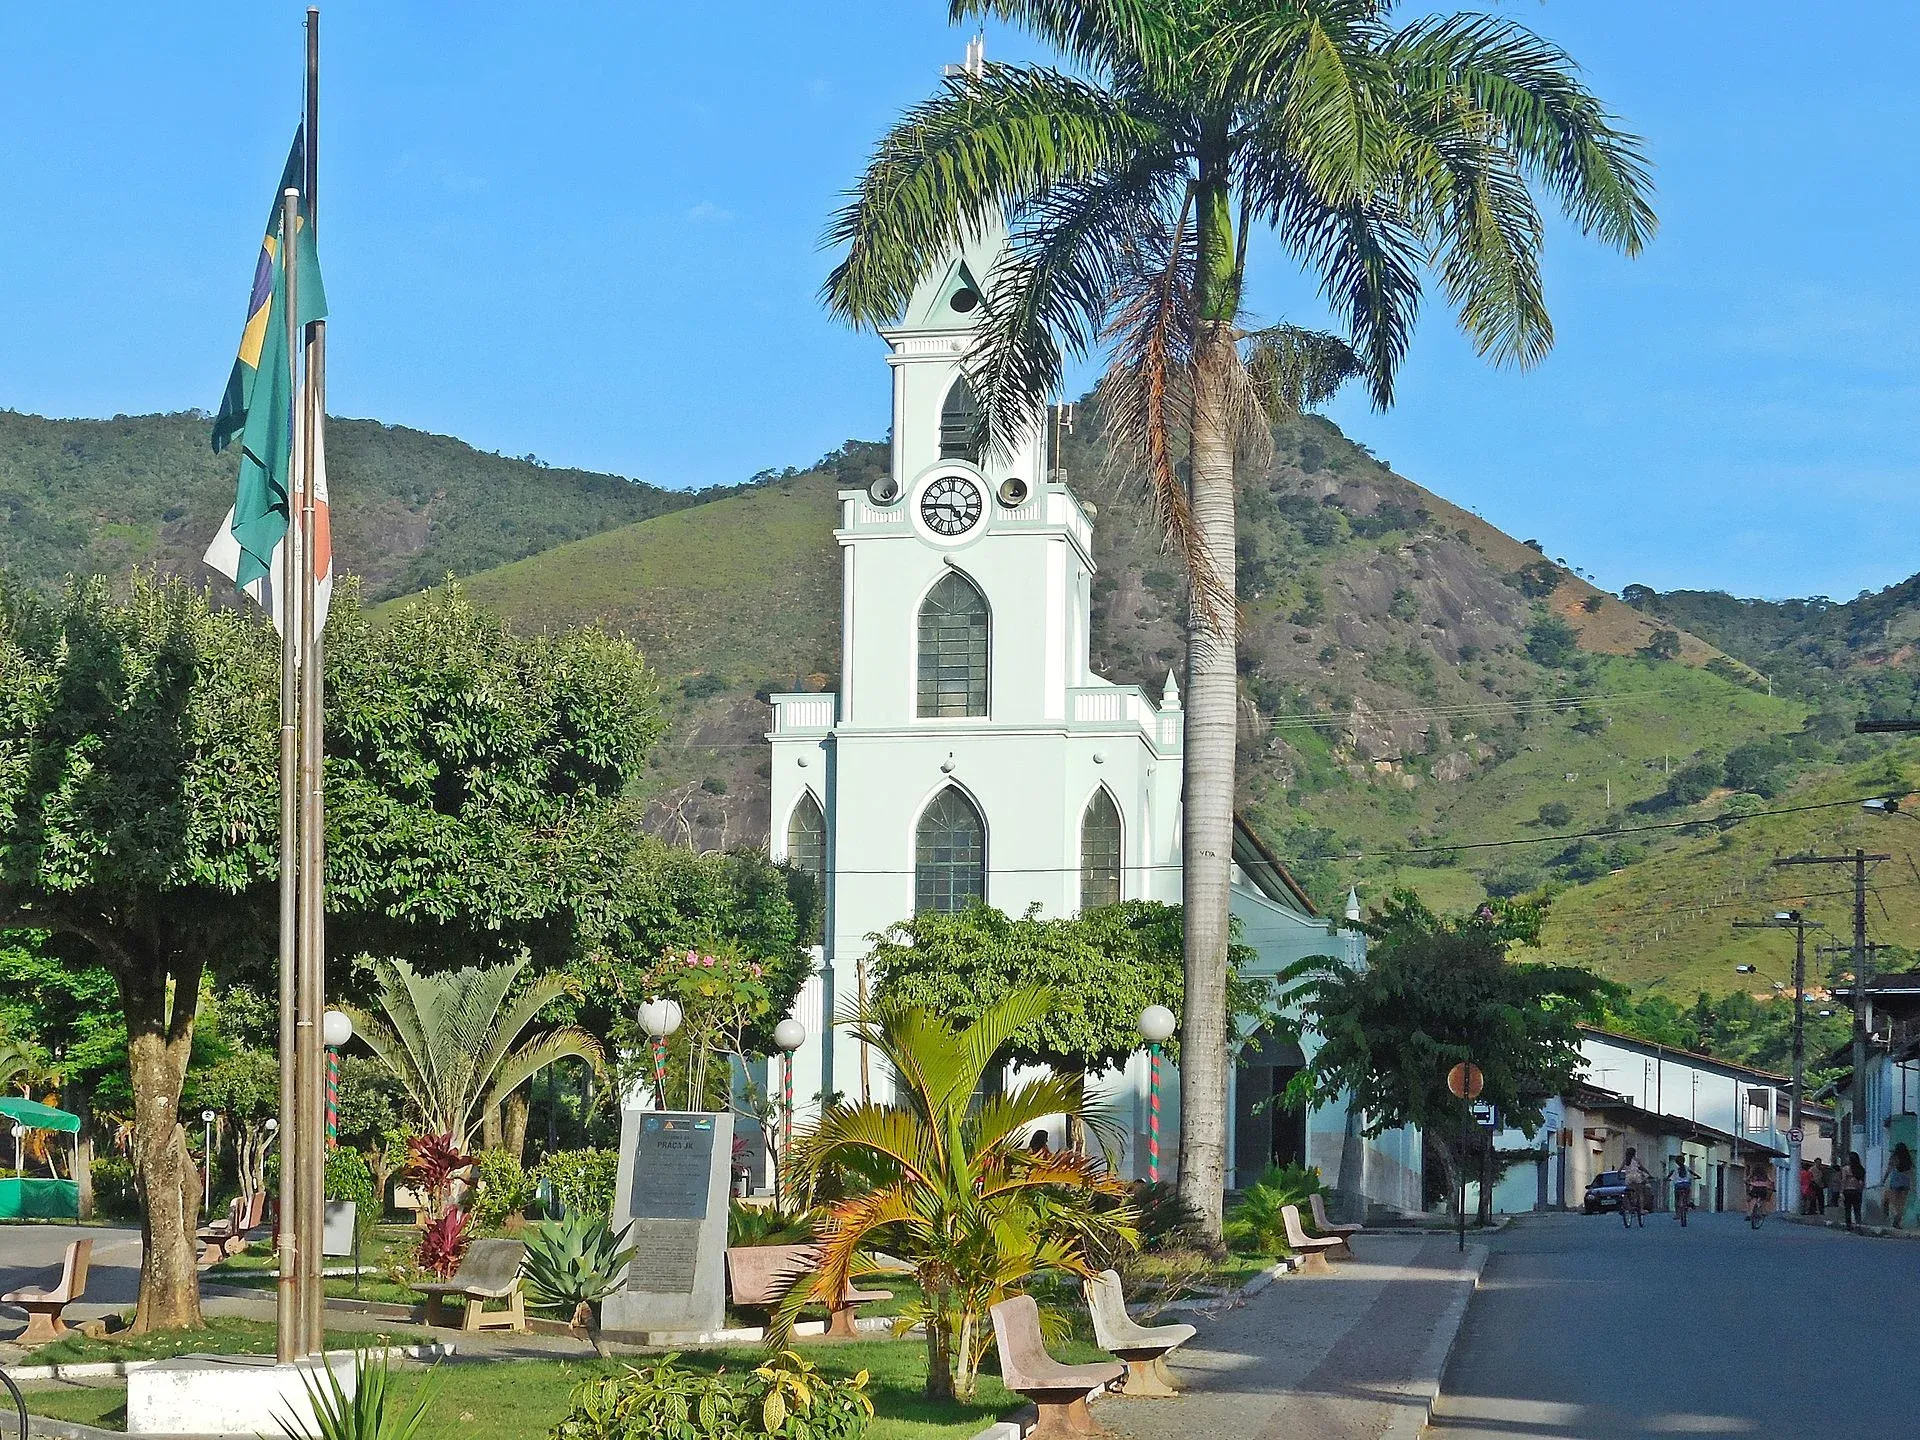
[201,1110,217,1217]
[1138,1005,1177,1184]
[638,998,684,1112]
[1732,909,1823,1206]
[772,1018,807,1201]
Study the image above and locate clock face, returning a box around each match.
[920,475,984,537]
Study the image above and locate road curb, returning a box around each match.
[1382,1240,1489,1440]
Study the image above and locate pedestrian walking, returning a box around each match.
[1842,1151,1867,1231]
[1670,1156,1697,1226]
[1882,1142,1913,1229]
[1798,1160,1816,1215]
[1808,1158,1829,1215]
[1744,1157,1774,1229]
[1825,1159,1844,1215]
[1621,1147,1650,1229]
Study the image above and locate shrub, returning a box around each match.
[326,1148,377,1208]
[1536,801,1573,829]
[1224,1163,1327,1256]
[727,1201,817,1247]
[531,1148,619,1220]
[470,1148,535,1231]
[90,1155,138,1219]
[416,1209,470,1280]
[404,1133,474,1221]
[1127,1181,1210,1254]
[290,1345,438,1440]
[1524,614,1580,667]
[552,1350,871,1440]
[1638,628,1682,661]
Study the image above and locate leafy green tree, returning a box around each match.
[0,576,278,1328]
[1525,614,1581,667]
[825,0,1652,1233]
[185,1045,278,1215]
[777,988,1136,1401]
[0,576,660,1329]
[343,955,605,1154]
[1297,890,1606,1222]
[1638,627,1682,661]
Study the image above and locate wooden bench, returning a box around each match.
[1309,1192,1364,1245]
[1282,1203,1348,1271]
[413,1238,527,1332]
[2,1237,92,1345]
[1082,1269,1195,1397]
[990,1293,1124,1440]
[725,1243,893,1338]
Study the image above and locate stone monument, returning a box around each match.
[600,1108,732,1336]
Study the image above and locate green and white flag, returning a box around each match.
[205,127,330,635]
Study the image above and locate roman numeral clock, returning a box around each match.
[919,474,983,537]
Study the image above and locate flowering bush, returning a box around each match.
[416,1208,471,1279]
[639,945,780,1109]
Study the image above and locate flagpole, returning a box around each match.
[298,5,329,1358]
[275,182,306,1368]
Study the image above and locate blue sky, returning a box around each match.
[1,2,1913,600]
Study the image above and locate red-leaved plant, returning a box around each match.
[405,1132,475,1221]
[416,1208,471,1280]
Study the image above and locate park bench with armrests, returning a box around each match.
[1082,1269,1195,1397]
[1309,1192,1364,1244]
[725,1243,893,1338]
[1281,1203,1348,1271]
[2,1237,92,1345]
[197,1191,268,1266]
[990,1293,1125,1440]
[412,1238,527,1333]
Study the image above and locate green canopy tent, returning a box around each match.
[0,1095,81,1220]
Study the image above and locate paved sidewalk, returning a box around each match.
[1105,1232,1486,1440]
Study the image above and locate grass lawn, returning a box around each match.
[24,1316,430,1366]
[22,1335,1106,1440]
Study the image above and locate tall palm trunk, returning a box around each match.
[1177,174,1242,1239]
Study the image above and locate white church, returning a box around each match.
[762,222,1422,1216]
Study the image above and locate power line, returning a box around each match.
[1371,792,1898,856]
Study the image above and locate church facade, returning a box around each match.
[763,226,1421,1215]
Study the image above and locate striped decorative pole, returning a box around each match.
[1138,1005,1176,1185]
[324,1049,340,1149]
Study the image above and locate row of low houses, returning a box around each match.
[1481,1026,1835,1215]
[1820,973,1920,1226]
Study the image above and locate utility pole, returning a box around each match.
[1734,911,1821,1200]
[1774,850,1887,1164]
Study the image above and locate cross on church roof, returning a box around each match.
[945,33,985,79]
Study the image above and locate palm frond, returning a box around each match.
[949,1,1182,87]
[824,65,1159,329]
[1240,324,1364,418]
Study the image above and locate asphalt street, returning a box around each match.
[1432,1211,1919,1438]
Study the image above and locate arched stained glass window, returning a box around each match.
[786,791,826,941]
[915,787,986,915]
[939,376,985,462]
[917,571,989,717]
[1080,789,1122,909]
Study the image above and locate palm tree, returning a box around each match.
[344,955,604,1154]
[774,988,1136,1402]
[823,0,1654,1235]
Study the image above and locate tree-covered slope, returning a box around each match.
[0,408,730,601]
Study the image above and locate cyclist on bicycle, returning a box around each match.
[1621,1147,1650,1228]
[1670,1156,1696,1226]
[1746,1158,1775,1229]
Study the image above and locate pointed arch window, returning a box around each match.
[786,791,826,941]
[1080,788,1122,909]
[939,376,985,463]
[915,787,986,914]
[917,571,989,717]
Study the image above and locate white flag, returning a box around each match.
[204,421,333,637]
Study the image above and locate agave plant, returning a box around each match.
[521,1210,637,1356]
[279,1346,438,1440]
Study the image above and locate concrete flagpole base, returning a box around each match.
[128,1352,356,1436]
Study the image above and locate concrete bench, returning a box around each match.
[413,1237,527,1332]
[725,1242,893,1338]
[1282,1203,1348,1271]
[1083,1269,1195,1397]
[990,1293,1124,1440]
[198,1191,268,1265]
[2,1237,92,1345]
[1310,1192,1365,1244]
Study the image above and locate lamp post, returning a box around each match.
[200,1110,216,1218]
[638,998,684,1112]
[321,1010,352,1151]
[1139,1006,1176,1184]
[9,1125,23,1178]
[773,1018,807,1202]
[1733,909,1819,1212]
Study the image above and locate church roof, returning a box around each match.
[1231,815,1319,917]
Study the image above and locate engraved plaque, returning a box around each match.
[625,1218,703,1292]
[630,1114,718,1221]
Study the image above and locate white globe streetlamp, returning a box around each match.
[1138,1006,1177,1183]
[772,1018,808,1201]
[638,998,685,1111]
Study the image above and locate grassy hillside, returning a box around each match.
[0,408,731,601]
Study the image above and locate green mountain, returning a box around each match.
[10,401,1914,998]
[0,408,736,601]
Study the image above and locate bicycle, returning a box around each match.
[1672,1180,1694,1227]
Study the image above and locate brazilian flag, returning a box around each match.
[206,128,328,599]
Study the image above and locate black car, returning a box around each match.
[1584,1170,1631,1214]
